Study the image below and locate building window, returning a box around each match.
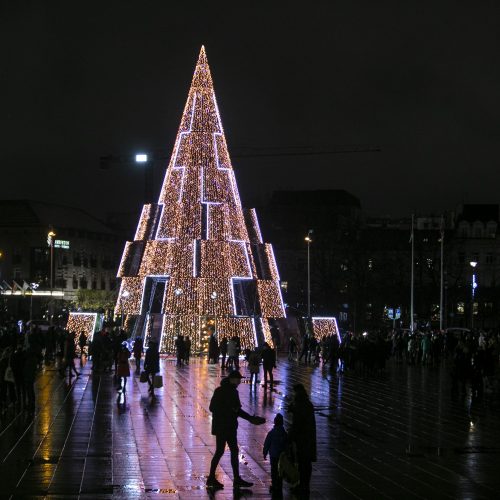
[100,278,106,290]
[457,302,465,315]
[473,222,483,238]
[55,278,66,289]
[73,253,81,266]
[486,253,495,264]
[72,275,78,289]
[80,276,87,289]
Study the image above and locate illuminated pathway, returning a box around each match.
[0,357,499,499]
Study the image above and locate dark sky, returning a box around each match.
[1,1,499,222]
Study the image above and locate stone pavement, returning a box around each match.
[0,355,499,499]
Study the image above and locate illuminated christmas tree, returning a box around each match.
[115,47,285,352]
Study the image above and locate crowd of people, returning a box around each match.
[1,318,499,498]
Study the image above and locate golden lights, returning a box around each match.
[312,317,340,340]
[114,47,285,352]
[66,313,98,342]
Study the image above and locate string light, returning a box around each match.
[115,46,285,352]
[311,317,341,342]
[66,312,98,342]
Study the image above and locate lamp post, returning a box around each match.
[469,261,477,330]
[135,153,152,204]
[120,290,130,329]
[47,230,56,325]
[210,291,218,337]
[29,283,39,322]
[304,230,313,323]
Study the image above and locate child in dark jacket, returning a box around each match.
[263,413,288,497]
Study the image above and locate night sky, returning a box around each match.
[1,2,499,222]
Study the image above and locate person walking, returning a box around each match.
[206,370,265,490]
[261,342,276,389]
[263,413,288,498]
[133,337,143,374]
[23,343,39,414]
[11,342,26,409]
[287,383,316,497]
[175,335,185,366]
[226,336,239,370]
[144,340,160,399]
[247,349,260,386]
[184,336,191,364]
[208,332,218,364]
[60,332,79,378]
[219,336,228,369]
[298,335,310,363]
[116,342,131,393]
[78,331,87,362]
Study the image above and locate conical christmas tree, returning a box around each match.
[116,47,285,352]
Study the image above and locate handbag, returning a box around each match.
[153,374,163,388]
[140,371,148,383]
[278,447,299,486]
[4,365,15,383]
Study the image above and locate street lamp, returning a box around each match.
[470,261,477,330]
[304,230,313,321]
[135,153,152,203]
[29,283,39,322]
[210,291,218,336]
[47,230,56,325]
[120,290,130,329]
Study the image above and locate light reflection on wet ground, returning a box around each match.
[0,356,499,498]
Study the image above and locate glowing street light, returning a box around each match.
[305,229,313,322]
[470,261,478,330]
[120,290,130,329]
[135,154,148,162]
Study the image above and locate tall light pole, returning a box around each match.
[29,283,39,322]
[439,215,444,331]
[305,230,313,322]
[120,290,130,329]
[48,230,56,290]
[210,291,218,337]
[135,153,152,204]
[47,230,56,325]
[470,261,477,330]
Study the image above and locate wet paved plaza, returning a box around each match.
[1,356,499,499]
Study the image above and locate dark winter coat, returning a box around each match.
[289,393,317,462]
[263,424,288,459]
[261,346,276,368]
[144,346,160,374]
[116,348,131,377]
[209,377,252,435]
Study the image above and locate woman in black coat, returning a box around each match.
[144,340,160,398]
[288,383,317,495]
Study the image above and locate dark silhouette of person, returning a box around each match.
[144,340,160,398]
[263,413,288,497]
[288,383,317,496]
[133,337,143,374]
[206,370,265,490]
[261,342,277,389]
